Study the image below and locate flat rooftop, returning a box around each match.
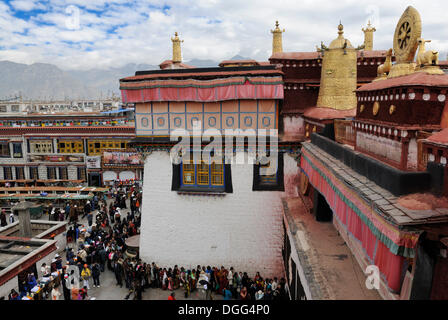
[0,239,42,271]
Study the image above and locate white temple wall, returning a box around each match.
[139,151,298,278]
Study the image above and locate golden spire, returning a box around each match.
[317,21,357,110]
[271,21,285,55]
[338,21,344,37]
[171,32,184,64]
[362,20,376,51]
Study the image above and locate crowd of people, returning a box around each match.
[7,181,289,301]
[125,264,289,300]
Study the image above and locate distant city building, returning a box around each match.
[0,99,141,186]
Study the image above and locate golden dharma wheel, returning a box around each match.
[393,6,422,63]
[373,101,380,116]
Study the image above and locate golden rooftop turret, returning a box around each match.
[171,32,184,64]
[362,20,376,51]
[316,22,357,110]
[271,21,285,55]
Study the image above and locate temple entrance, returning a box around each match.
[313,191,333,222]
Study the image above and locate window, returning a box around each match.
[12,143,23,158]
[259,162,278,186]
[172,154,231,193]
[0,143,10,157]
[59,167,68,180]
[0,105,6,112]
[30,140,53,154]
[58,140,84,153]
[29,167,39,179]
[88,140,127,155]
[253,153,284,191]
[181,158,224,188]
[11,105,20,112]
[47,167,57,180]
[77,167,86,181]
[3,167,12,180]
[15,167,25,180]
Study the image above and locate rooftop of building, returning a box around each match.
[0,220,67,239]
[269,50,388,61]
[357,71,448,92]
[304,136,448,226]
[159,60,195,70]
[120,65,283,82]
[426,128,448,146]
[302,107,356,120]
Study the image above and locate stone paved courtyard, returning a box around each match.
[33,198,223,300]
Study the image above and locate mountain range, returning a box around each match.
[0,55,250,101]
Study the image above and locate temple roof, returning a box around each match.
[427,128,448,145]
[357,72,448,92]
[269,50,388,61]
[269,51,320,61]
[120,66,283,82]
[219,59,260,67]
[159,60,195,70]
[303,106,356,120]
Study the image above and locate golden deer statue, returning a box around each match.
[417,38,439,66]
[377,48,393,77]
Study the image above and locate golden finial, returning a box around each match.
[362,20,376,50]
[271,20,285,55]
[171,31,184,63]
[338,21,344,36]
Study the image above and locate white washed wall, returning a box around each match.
[139,151,298,278]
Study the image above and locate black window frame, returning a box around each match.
[171,157,233,194]
[253,152,285,191]
[29,167,39,180]
[15,167,25,180]
[12,143,23,158]
[3,167,12,180]
[47,167,57,180]
[0,142,10,158]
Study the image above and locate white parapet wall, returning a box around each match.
[139,151,299,278]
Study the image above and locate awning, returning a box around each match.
[101,108,134,115]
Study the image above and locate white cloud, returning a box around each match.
[0,0,447,70]
[10,0,46,12]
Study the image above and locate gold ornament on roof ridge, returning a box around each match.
[316,21,357,111]
[271,21,285,54]
[388,6,421,78]
[362,20,376,51]
[171,31,184,63]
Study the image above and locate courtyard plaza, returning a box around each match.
[33,197,223,300]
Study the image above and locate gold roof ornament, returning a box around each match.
[329,22,353,49]
[387,6,443,77]
[415,38,444,75]
[271,21,285,55]
[171,32,184,64]
[362,20,376,51]
[388,6,421,78]
[316,22,357,110]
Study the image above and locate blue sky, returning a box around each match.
[0,0,447,70]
